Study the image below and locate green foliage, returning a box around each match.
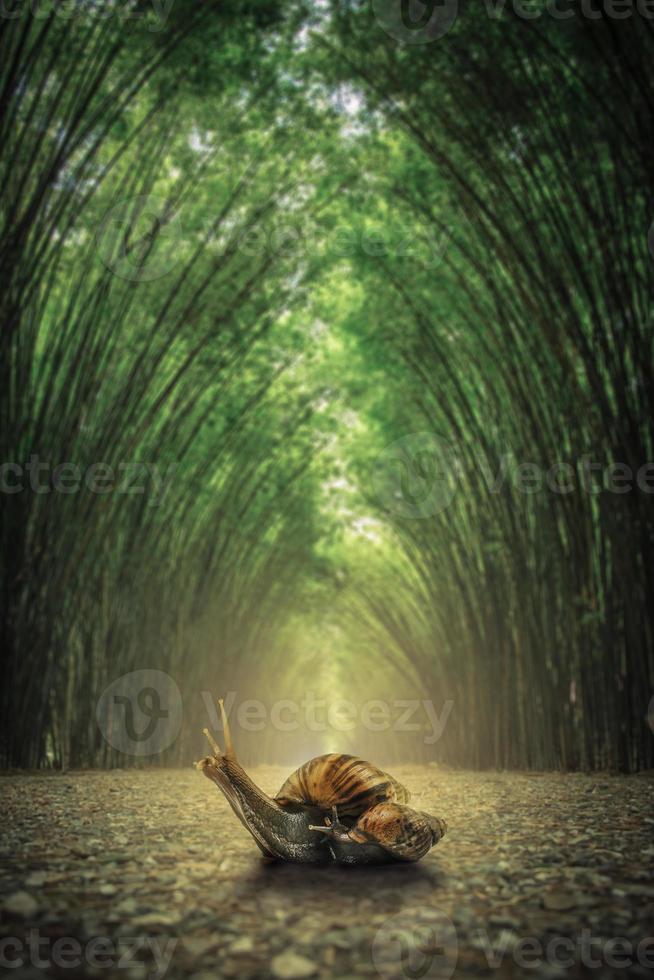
[1,0,652,771]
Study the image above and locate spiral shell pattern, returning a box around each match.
[351,802,445,862]
[275,753,410,818]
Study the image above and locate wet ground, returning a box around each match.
[1,766,653,979]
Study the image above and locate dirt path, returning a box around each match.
[1,767,653,979]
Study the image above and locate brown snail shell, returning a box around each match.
[275,753,410,818]
[348,802,447,862]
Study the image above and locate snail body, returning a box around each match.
[196,700,447,865]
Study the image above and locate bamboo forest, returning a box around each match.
[1,3,654,979]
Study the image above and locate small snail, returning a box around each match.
[195,699,447,864]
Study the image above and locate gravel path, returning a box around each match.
[1,767,653,979]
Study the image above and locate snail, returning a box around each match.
[195,699,447,864]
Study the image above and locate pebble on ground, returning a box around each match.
[1,767,653,978]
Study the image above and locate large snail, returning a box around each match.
[195,699,447,864]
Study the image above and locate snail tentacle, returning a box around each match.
[201,727,222,758]
[308,805,350,839]
[218,697,235,757]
